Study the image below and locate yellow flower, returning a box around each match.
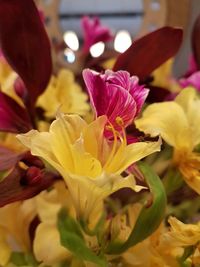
[0,58,23,106]
[122,222,179,267]
[135,87,200,194]
[0,200,36,266]
[18,114,160,219]
[165,216,200,247]
[33,182,72,265]
[151,58,181,93]
[37,69,90,118]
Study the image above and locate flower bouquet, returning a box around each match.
[0,1,200,267]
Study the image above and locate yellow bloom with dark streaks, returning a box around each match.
[136,88,200,194]
[18,114,160,219]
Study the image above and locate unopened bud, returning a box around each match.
[25,166,43,185]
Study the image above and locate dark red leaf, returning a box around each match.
[192,14,200,69]
[113,27,183,80]
[0,0,52,106]
[147,85,170,103]
[0,92,32,133]
[0,146,23,171]
[0,167,57,207]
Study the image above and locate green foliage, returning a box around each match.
[9,252,37,267]
[106,161,167,254]
[57,210,107,267]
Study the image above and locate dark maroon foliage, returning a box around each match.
[0,92,32,133]
[113,27,183,81]
[0,0,52,107]
[0,167,58,207]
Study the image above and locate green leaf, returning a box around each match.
[10,252,27,266]
[9,252,38,267]
[106,161,167,254]
[163,167,184,195]
[57,210,107,267]
[178,245,196,266]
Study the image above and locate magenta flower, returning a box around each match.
[83,69,149,136]
[81,16,113,54]
[179,71,200,91]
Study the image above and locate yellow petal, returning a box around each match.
[17,130,61,172]
[33,223,70,265]
[0,200,36,252]
[177,152,200,194]
[37,69,89,118]
[0,228,11,266]
[151,58,174,89]
[166,217,200,247]
[105,139,161,174]
[175,87,200,147]
[50,114,87,173]
[135,102,191,150]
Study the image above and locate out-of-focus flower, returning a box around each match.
[165,217,200,247]
[179,71,200,91]
[136,87,200,194]
[122,222,180,267]
[184,55,198,77]
[81,16,113,54]
[33,182,72,265]
[83,69,149,137]
[18,114,160,219]
[37,69,89,118]
[0,200,36,266]
[0,57,23,106]
[151,59,174,89]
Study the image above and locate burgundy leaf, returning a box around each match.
[147,85,170,103]
[113,27,183,80]
[0,0,52,106]
[0,167,57,207]
[0,92,32,133]
[0,146,23,171]
[192,14,200,69]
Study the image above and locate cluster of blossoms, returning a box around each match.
[1,1,200,267]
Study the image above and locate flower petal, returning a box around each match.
[175,87,200,147]
[135,102,190,149]
[105,139,161,174]
[34,223,70,265]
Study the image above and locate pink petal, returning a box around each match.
[81,16,113,54]
[83,69,109,116]
[83,69,148,137]
[179,71,200,91]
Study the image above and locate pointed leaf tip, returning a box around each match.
[113,27,183,80]
[0,0,52,106]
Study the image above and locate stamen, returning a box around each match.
[104,121,118,169]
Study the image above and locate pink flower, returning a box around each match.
[184,55,198,77]
[83,69,149,136]
[179,71,200,91]
[81,16,113,54]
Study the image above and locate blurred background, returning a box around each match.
[35,0,200,76]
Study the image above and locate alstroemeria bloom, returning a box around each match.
[179,71,200,91]
[18,114,160,219]
[164,217,200,247]
[0,200,36,266]
[81,16,113,54]
[37,69,89,118]
[83,69,149,137]
[135,87,200,194]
